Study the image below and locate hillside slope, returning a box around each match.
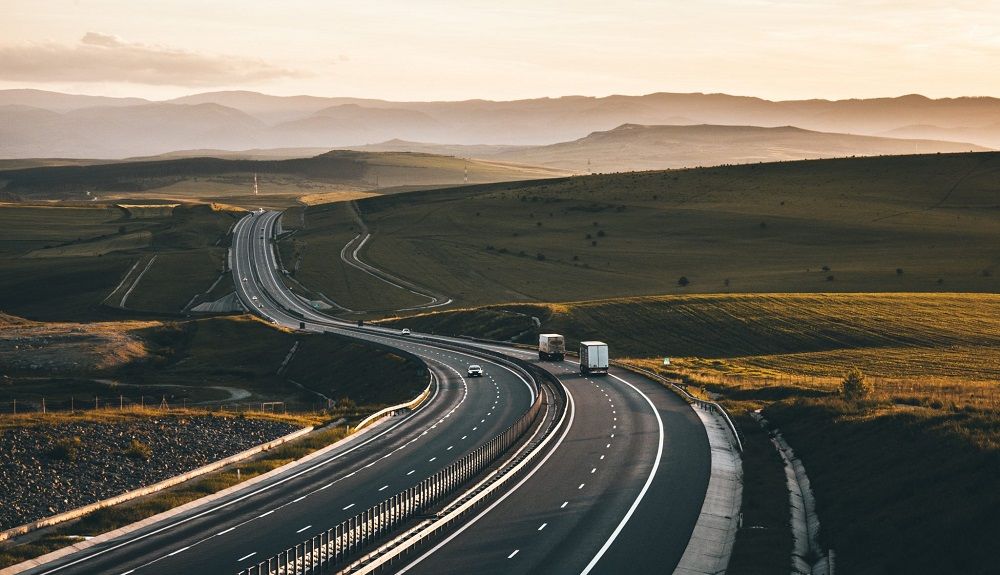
[297,152,1000,309]
[491,123,988,172]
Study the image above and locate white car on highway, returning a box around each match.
[467,365,484,377]
[400,328,411,336]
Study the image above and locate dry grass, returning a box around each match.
[0,317,159,373]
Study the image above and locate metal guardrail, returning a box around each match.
[236,369,548,575]
[617,363,744,453]
[353,381,433,433]
[341,368,564,575]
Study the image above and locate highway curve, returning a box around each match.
[15,213,537,575]
[395,357,710,575]
[250,210,713,574]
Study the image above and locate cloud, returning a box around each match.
[0,33,301,86]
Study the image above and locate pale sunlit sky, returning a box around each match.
[2,0,999,101]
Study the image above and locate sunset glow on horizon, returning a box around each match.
[3,0,1000,102]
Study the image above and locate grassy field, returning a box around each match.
[0,202,238,319]
[327,152,1000,309]
[277,202,430,312]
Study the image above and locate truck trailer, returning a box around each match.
[579,341,609,375]
[538,333,566,361]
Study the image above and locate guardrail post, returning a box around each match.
[335,523,343,562]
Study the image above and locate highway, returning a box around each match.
[239,211,712,574]
[17,215,537,575]
[19,209,712,575]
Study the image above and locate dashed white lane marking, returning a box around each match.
[560,501,569,509]
[507,550,520,559]
[118,570,135,575]
[343,503,355,510]
[217,527,236,536]
[259,510,275,518]
[293,495,306,503]
[606,443,611,448]
[461,435,467,440]
[473,426,478,431]
[429,457,437,462]
[447,445,454,450]
[600,455,605,460]
[296,525,312,534]
[538,523,547,531]
[166,546,190,557]
[578,483,585,490]
[237,552,257,562]
[407,469,416,475]
[591,468,597,474]
[379,485,389,491]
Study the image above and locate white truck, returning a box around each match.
[579,341,609,375]
[538,333,566,361]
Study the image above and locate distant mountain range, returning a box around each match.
[2,89,999,159]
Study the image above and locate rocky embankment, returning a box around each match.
[0,415,299,530]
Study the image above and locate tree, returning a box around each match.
[677,276,690,287]
[841,367,873,400]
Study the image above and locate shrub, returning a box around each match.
[822,265,831,272]
[48,437,82,461]
[841,367,873,400]
[826,275,835,282]
[597,230,606,237]
[125,439,153,460]
[678,276,690,287]
[536,253,546,261]
[591,240,597,247]
[896,268,904,275]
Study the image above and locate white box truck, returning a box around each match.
[579,341,609,375]
[538,333,566,361]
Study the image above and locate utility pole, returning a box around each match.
[41,397,45,414]
[253,173,259,196]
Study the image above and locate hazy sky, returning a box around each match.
[2,0,999,101]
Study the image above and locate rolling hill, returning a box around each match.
[280,151,1000,312]
[0,150,567,206]
[488,123,989,172]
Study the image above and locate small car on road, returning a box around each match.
[400,328,411,335]
[467,365,484,377]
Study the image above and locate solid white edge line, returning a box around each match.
[579,372,665,575]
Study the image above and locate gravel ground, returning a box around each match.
[0,416,299,530]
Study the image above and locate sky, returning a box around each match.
[2,0,999,102]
